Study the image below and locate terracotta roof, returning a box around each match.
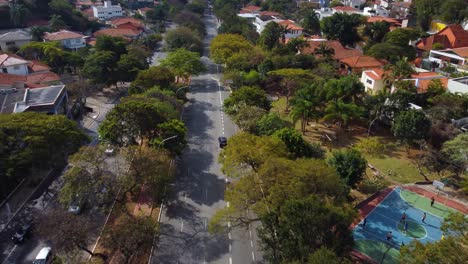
[0,73,26,86]
[277,20,303,31]
[109,17,144,28]
[44,30,85,41]
[340,55,385,68]
[364,68,386,80]
[93,28,139,39]
[26,72,61,84]
[27,60,51,73]
[367,16,399,24]
[416,24,468,51]
[332,6,359,12]
[0,53,28,67]
[392,1,411,8]
[410,72,440,78]
[451,47,468,57]
[138,7,152,13]
[301,40,362,60]
[241,5,261,12]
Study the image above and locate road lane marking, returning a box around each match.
[252,251,255,261]
[2,245,17,264]
[229,257,232,264]
[228,232,232,240]
[251,241,254,248]
[229,243,232,252]
[180,220,184,232]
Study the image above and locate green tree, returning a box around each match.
[117,46,150,83]
[132,66,175,90]
[160,48,206,83]
[82,51,119,85]
[414,0,442,31]
[30,26,51,41]
[210,34,253,64]
[256,112,286,136]
[258,195,355,263]
[98,97,178,146]
[328,149,367,187]
[386,57,416,82]
[10,3,30,27]
[308,247,351,264]
[322,75,364,103]
[392,110,431,146]
[321,13,363,46]
[102,215,156,263]
[314,42,335,62]
[19,41,68,72]
[232,105,267,133]
[165,27,204,54]
[323,100,364,128]
[273,128,325,159]
[366,43,405,63]
[95,35,127,58]
[218,15,259,43]
[440,0,468,24]
[290,84,322,134]
[363,21,390,44]
[258,21,282,50]
[223,86,270,116]
[268,68,316,110]
[301,10,321,35]
[49,14,67,31]
[174,10,206,37]
[151,119,187,155]
[139,33,162,51]
[330,0,344,7]
[442,133,468,176]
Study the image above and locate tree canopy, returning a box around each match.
[223,86,271,116]
[165,27,204,54]
[392,110,431,145]
[321,13,363,46]
[210,34,253,64]
[327,149,367,187]
[160,48,206,82]
[273,128,325,159]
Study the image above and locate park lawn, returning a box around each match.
[270,96,445,185]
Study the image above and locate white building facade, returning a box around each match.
[0,54,29,75]
[92,1,123,20]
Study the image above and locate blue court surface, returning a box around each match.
[353,187,447,264]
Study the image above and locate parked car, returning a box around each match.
[33,247,52,264]
[218,136,227,148]
[11,222,32,244]
[68,196,85,214]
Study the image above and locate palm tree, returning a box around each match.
[322,99,364,128]
[278,24,291,44]
[314,42,335,61]
[10,3,30,27]
[385,57,415,81]
[290,84,321,134]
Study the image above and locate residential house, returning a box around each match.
[0,54,29,75]
[393,72,448,94]
[43,30,87,50]
[339,55,385,74]
[428,47,468,71]
[277,20,303,39]
[92,1,123,20]
[416,25,468,52]
[239,5,261,14]
[390,0,411,19]
[361,68,391,94]
[253,11,285,34]
[300,39,362,60]
[332,6,362,15]
[315,7,334,20]
[343,0,366,9]
[366,16,400,27]
[0,85,68,114]
[448,76,468,94]
[363,4,390,17]
[93,28,142,40]
[0,30,32,52]
[108,17,145,31]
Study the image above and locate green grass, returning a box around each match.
[270,97,293,124]
[400,189,459,217]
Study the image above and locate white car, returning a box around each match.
[33,247,52,264]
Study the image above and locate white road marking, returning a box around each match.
[204,218,207,230]
[180,220,184,232]
[229,257,232,264]
[250,241,254,248]
[251,251,255,261]
[228,232,232,240]
[2,245,17,264]
[228,221,231,228]
[229,243,232,252]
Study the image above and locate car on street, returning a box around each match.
[218,136,227,148]
[33,247,53,264]
[11,222,32,244]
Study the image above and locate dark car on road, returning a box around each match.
[12,222,32,244]
[218,137,227,148]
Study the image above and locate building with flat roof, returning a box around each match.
[92,1,123,20]
[0,85,68,114]
[448,77,468,94]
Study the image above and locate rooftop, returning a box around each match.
[0,30,32,42]
[14,85,66,113]
[340,55,385,68]
[0,53,28,67]
[332,6,360,12]
[43,30,86,41]
[93,28,139,39]
[277,20,303,31]
[301,40,362,60]
[364,68,387,80]
[367,16,399,24]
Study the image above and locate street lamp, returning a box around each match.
[158,135,178,148]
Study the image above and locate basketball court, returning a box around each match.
[352,186,465,264]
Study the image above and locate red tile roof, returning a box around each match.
[451,47,468,57]
[44,30,85,41]
[241,5,261,12]
[340,55,385,68]
[332,6,359,12]
[392,1,411,8]
[28,60,51,73]
[138,7,152,13]
[93,28,139,39]
[0,73,26,86]
[277,20,303,31]
[301,40,362,60]
[416,24,468,51]
[364,68,387,80]
[259,11,282,17]
[367,16,399,24]
[26,72,61,84]
[110,17,144,29]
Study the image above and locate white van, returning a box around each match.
[33,247,52,264]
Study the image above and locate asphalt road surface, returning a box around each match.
[152,11,264,264]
